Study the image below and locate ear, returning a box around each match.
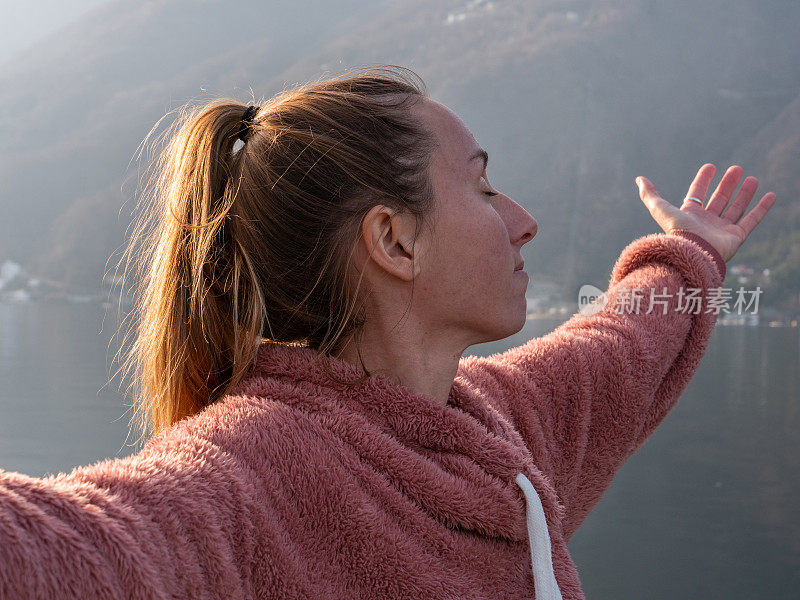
[359,204,424,282]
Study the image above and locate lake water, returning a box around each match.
[1,301,798,599]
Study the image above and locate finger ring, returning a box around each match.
[685,196,703,204]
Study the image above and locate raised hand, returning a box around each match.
[636,163,777,262]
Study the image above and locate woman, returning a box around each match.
[0,66,776,599]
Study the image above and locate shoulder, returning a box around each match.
[144,382,354,481]
[456,342,564,417]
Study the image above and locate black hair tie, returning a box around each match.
[237,105,260,143]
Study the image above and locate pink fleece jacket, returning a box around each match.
[0,229,725,599]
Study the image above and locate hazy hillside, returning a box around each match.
[1,0,798,309]
[0,0,393,262]
[731,89,800,309]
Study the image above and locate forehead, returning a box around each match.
[412,98,479,172]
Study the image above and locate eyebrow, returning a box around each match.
[469,148,489,171]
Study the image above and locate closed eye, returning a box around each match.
[481,175,498,197]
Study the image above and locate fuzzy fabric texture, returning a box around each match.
[0,231,725,599]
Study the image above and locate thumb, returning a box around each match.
[635,176,661,206]
[635,176,673,227]
[635,176,653,199]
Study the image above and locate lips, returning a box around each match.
[514,260,525,271]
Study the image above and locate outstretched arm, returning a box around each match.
[0,435,258,599]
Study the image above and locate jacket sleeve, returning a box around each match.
[0,432,262,600]
[458,230,727,542]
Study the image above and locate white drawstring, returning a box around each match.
[515,472,564,600]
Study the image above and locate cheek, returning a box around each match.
[424,193,509,288]
[444,209,500,262]
[420,216,511,319]
[453,212,509,285]
[469,209,508,258]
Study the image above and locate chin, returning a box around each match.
[510,311,527,335]
[484,314,527,343]
[511,296,528,331]
[469,297,528,343]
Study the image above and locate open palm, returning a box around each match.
[636,163,777,262]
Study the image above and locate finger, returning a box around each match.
[636,176,674,226]
[721,176,759,223]
[706,165,743,216]
[681,163,717,208]
[736,192,777,237]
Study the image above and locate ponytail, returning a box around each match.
[121,101,266,439]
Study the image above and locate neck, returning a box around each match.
[334,321,469,407]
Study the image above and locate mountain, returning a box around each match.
[0,0,392,262]
[728,89,800,311]
[1,0,799,309]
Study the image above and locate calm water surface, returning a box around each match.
[1,302,798,599]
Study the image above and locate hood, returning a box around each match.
[229,341,566,545]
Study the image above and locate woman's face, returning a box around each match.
[411,98,538,346]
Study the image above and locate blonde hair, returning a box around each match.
[117,65,438,441]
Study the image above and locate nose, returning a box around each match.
[520,213,538,245]
[507,198,537,247]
